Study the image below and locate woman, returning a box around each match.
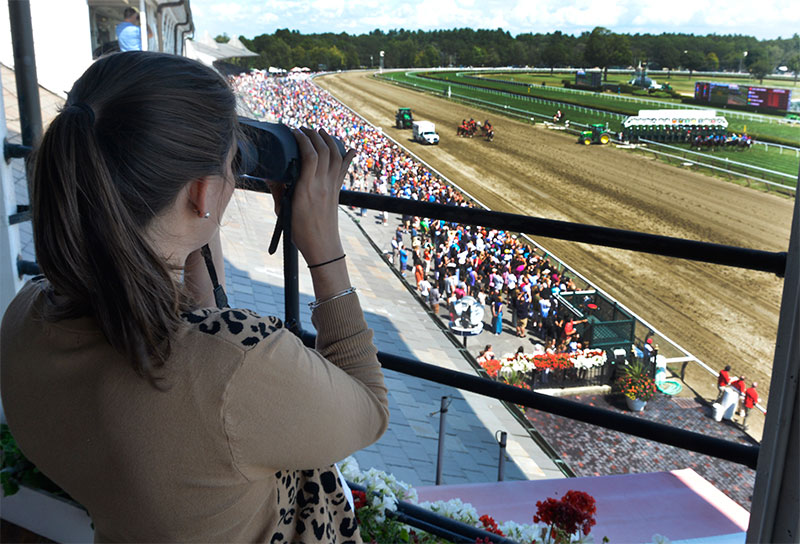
[491,294,504,335]
[0,52,388,542]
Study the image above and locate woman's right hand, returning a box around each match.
[288,127,355,265]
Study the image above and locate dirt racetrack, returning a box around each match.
[316,71,794,406]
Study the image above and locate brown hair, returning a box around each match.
[30,51,237,386]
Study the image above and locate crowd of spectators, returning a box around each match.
[231,70,592,354]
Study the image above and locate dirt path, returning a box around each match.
[316,71,794,404]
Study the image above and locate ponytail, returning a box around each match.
[30,52,236,386]
[33,103,183,385]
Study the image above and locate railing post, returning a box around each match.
[435,396,449,485]
[747,166,800,542]
[496,431,507,481]
[8,0,43,148]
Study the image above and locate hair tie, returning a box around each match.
[67,102,96,124]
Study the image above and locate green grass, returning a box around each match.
[418,70,800,147]
[377,71,798,183]
[481,71,800,96]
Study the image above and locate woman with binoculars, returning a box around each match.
[1,51,388,542]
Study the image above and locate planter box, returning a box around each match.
[1,486,94,543]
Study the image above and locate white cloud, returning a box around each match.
[191,0,800,40]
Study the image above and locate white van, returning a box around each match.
[412,121,439,145]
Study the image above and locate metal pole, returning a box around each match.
[497,431,507,481]
[139,0,148,52]
[435,396,449,485]
[283,214,301,335]
[8,0,42,147]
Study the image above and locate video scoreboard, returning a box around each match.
[695,81,792,111]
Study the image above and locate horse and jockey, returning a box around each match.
[457,118,494,141]
[693,132,753,151]
[480,119,494,141]
[457,118,479,137]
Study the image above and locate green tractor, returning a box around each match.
[396,107,414,129]
[578,123,613,146]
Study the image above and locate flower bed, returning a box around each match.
[339,457,603,543]
[479,350,609,390]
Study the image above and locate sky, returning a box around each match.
[189,0,800,42]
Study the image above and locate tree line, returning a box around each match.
[217,28,800,81]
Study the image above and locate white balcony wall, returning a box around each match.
[0,0,93,99]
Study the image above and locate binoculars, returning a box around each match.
[235,117,347,186]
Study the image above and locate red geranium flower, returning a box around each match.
[533,490,597,539]
[479,514,505,536]
[352,490,368,510]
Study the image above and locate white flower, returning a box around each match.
[338,456,360,480]
[497,520,545,542]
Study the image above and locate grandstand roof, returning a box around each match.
[185,32,258,65]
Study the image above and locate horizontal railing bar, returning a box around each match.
[236,181,787,276]
[347,481,518,544]
[300,331,759,469]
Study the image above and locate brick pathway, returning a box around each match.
[526,392,758,510]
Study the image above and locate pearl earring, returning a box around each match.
[197,210,210,219]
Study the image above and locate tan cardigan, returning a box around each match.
[0,278,389,543]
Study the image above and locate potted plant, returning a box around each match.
[615,360,657,411]
[1,424,94,542]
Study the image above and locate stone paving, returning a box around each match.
[525,392,758,510]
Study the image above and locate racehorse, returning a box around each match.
[480,121,494,142]
[457,119,478,138]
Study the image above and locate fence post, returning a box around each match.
[435,396,450,485]
[496,431,507,481]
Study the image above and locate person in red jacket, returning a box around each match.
[743,382,759,431]
[716,365,731,402]
[730,375,747,417]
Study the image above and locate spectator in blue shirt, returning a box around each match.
[116,8,152,52]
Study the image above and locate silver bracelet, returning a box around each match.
[308,287,357,311]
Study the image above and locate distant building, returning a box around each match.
[185,32,258,70]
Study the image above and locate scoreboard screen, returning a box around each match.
[695,81,792,111]
[747,87,791,110]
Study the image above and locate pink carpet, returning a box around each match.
[416,469,749,543]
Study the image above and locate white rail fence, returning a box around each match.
[384,74,797,190]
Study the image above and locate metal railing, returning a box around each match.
[234,175,774,473]
[324,75,780,418]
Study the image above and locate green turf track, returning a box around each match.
[420,71,800,148]
[378,71,799,182]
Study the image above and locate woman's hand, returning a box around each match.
[284,127,355,264]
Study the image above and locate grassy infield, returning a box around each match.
[378,70,799,191]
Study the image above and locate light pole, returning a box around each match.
[379,50,384,73]
[739,51,748,74]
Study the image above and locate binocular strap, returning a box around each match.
[268,184,296,255]
[201,243,229,309]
